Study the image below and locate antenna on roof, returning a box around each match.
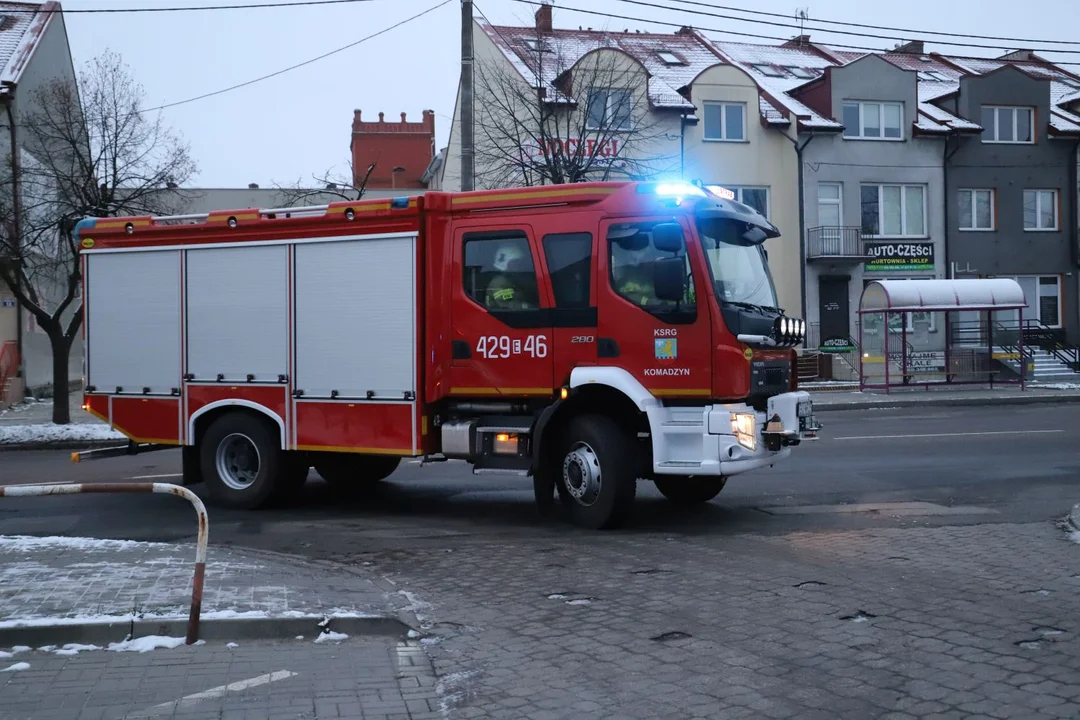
[796,8,809,40]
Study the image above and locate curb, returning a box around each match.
[1068,504,1080,533]
[0,614,409,649]
[0,438,128,452]
[813,393,1080,412]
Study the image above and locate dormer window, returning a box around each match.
[843,101,904,140]
[787,67,815,79]
[524,38,551,53]
[656,50,685,65]
[751,63,783,77]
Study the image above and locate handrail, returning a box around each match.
[1022,319,1079,369]
[0,482,208,644]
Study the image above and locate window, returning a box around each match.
[586,89,632,131]
[542,232,593,308]
[842,101,904,140]
[917,71,949,82]
[958,189,995,231]
[981,106,1034,143]
[817,183,842,227]
[787,66,815,79]
[656,50,684,65]
[463,233,540,311]
[524,38,551,53]
[608,221,696,323]
[751,63,783,77]
[702,102,746,142]
[1023,189,1058,231]
[861,184,926,237]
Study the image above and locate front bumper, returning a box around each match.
[646,390,821,478]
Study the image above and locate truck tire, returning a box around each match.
[558,414,637,530]
[653,476,727,504]
[199,412,284,510]
[313,454,401,489]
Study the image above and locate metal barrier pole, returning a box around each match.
[0,482,209,644]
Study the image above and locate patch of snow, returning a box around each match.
[108,636,187,653]
[1034,383,1080,390]
[1,662,30,672]
[0,423,126,445]
[406,630,420,639]
[420,637,441,646]
[566,599,592,606]
[0,535,154,553]
[0,614,137,630]
[52,644,101,656]
[0,651,10,659]
[314,631,348,644]
[11,646,30,653]
[546,594,567,600]
[295,635,305,640]
[226,642,239,649]
[1069,530,1080,546]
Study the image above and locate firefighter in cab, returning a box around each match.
[485,243,537,310]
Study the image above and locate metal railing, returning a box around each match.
[807,226,864,259]
[1022,319,1080,369]
[0,482,209,644]
[0,340,18,406]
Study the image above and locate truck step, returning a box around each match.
[657,461,702,469]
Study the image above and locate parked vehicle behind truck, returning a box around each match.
[75,180,820,529]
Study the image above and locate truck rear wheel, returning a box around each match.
[313,454,401,490]
[559,414,637,530]
[653,477,727,504]
[199,412,284,510]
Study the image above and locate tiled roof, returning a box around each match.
[0,2,48,84]
[477,18,1080,138]
[478,23,716,110]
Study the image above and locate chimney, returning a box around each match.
[1000,49,1036,61]
[248,183,259,189]
[782,34,811,48]
[894,40,925,54]
[676,26,694,36]
[535,1,552,34]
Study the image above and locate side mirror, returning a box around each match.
[653,256,686,302]
[652,222,684,253]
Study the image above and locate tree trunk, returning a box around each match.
[48,329,73,425]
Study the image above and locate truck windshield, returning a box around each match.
[695,216,780,312]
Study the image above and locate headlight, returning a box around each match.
[731,412,757,450]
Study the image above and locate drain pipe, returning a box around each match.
[780,130,816,321]
[0,82,22,384]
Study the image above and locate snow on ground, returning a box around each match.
[1,662,30,672]
[107,636,187,653]
[1034,383,1080,390]
[314,631,348,644]
[0,536,154,552]
[0,423,125,445]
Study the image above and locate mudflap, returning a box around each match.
[182,445,203,487]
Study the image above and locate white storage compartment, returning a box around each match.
[86,250,181,395]
[185,245,288,383]
[294,234,418,399]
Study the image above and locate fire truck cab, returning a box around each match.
[76,180,820,530]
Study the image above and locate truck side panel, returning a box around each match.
[86,250,181,396]
[293,234,417,399]
[110,397,183,445]
[185,245,289,384]
[294,400,415,455]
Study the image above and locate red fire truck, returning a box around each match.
[75,180,820,529]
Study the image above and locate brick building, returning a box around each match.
[350,110,436,190]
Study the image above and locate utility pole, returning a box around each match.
[460,0,475,191]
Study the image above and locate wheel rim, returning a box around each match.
[562,441,601,507]
[215,433,261,491]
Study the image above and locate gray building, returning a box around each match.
[934,60,1080,358]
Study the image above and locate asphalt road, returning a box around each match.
[0,403,1076,547]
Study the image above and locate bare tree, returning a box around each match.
[273,159,378,206]
[473,31,679,188]
[0,49,197,423]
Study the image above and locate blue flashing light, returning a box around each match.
[73,217,97,238]
[654,182,707,199]
[390,196,410,209]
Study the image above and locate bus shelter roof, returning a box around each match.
[858,278,1027,314]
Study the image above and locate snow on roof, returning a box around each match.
[860,278,1027,314]
[478,23,714,109]
[706,40,842,129]
[918,101,982,132]
[0,2,48,84]
[1050,110,1080,135]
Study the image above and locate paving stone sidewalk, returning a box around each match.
[809,383,1080,410]
[0,535,400,632]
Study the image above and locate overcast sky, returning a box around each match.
[60,0,1079,189]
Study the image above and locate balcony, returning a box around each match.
[807,226,865,262]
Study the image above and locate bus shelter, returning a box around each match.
[857,278,1028,393]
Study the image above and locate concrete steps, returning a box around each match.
[994,347,1079,381]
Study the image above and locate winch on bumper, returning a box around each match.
[646,391,822,478]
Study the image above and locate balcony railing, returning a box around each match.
[807,226,864,261]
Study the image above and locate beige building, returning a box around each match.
[439,4,806,318]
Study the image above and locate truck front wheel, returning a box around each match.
[199,412,284,509]
[559,414,637,530]
[653,477,727,504]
